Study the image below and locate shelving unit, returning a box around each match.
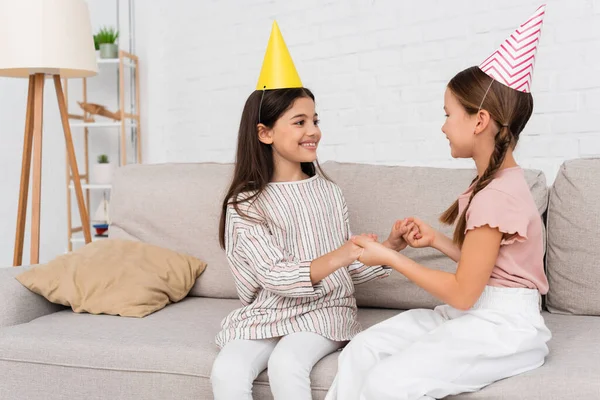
[63,50,141,251]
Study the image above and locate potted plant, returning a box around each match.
[96,26,119,59]
[94,154,114,185]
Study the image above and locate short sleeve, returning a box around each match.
[465,189,529,245]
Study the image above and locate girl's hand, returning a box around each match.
[336,233,375,267]
[351,235,397,266]
[383,219,413,252]
[403,217,436,248]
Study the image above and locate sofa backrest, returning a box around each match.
[546,158,600,316]
[109,163,238,299]
[109,161,549,310]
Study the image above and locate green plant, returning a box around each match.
[97,154,109,164]
[93,34,99,50]
[95,26,119,45]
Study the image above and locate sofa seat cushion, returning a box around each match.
[0,297,236,378]
[1,300,598,400]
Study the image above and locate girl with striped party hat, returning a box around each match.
[327,5,552,399]
[211,21,412,400]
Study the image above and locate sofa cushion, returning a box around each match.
[109,163,238,299]
[0,298,396,400]
[322,161,549,309]
[0,297,239,400]
[546,158,600,315]
[1,300,597,400]
[15,240,206,318]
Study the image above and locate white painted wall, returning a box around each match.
[2,0,600,264]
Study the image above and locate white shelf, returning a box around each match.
[68,183,112,190]
[97,58,136,68]
[70,233,108,244]
[69,121,137,128]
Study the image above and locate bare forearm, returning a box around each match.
[387,252,472,310]
[433,231,461,262]
[382,239,404,252]
[310,250,344,284]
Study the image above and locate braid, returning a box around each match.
[441,66,534,247]
[452,125,512,246]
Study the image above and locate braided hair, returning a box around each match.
[440,66,533,247]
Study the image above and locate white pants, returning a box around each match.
[211,331,344,400]
[326,286,552,400]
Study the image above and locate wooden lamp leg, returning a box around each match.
[29,73,46,265]
[13,76,36,267]
[54,75,92,244]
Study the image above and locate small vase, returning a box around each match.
[99,43,118,59]
[94,163,114,185]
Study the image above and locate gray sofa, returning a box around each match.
[1,159,599,399]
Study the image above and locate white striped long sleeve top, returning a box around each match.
[215,174,391,348]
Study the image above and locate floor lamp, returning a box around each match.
[0,0,98,266]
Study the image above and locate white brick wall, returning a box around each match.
[135,0,600,182]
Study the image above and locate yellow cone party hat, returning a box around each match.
[256,21,303,90]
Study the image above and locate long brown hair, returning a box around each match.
[218,88,328,248]
[439,66,534,246]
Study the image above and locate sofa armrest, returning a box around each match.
[0,266,64,328]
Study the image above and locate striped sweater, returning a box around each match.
[215,174,391,348]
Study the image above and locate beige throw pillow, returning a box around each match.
[16,239,207,317]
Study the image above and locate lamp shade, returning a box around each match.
[0,0,98,78]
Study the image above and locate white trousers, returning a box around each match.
[326,286,552,400]
[211,331,344,400]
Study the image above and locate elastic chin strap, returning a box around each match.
[258,87,266,124]
[472,78,496,157]
[478,78,495,112]
[474,78,495,135]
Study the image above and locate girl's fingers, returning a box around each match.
[411,227,420,241]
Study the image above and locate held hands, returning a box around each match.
[349,217,438,266]
[350,235,397,266]
[336,234,377,267]
[347,217,438,266]
[384,219,415,251]
[402,217,436,249]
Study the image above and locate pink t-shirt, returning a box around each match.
[458,167,549,294]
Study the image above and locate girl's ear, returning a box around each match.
[474,109,492,135]
[257,123,274,145]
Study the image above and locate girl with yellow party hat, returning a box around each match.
[211,21,412,399]
[327,5,551,399]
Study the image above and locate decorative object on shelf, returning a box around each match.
[96,26,119,59]
[77,101,121,121]
[94,154,114,185]
[93,223,109,237]
[92,190,110,218]
[0,0,97,266]
[92,191,110,238]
